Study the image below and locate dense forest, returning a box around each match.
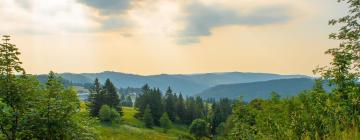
[0,0,359,139]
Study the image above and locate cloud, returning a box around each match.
[78,0,131,15]
[101,17,133,31]
[77,0,134,32]
[178,3,292,44]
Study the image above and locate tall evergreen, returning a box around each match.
[164,87,176,122]
[0,35,28,140]
[209,98,232,135]
[185,97,196,124]
[144,105,154,128]
[135,85,163,125]
[103,79,123,115]
[88,78,104,116]
[175,93,186,123]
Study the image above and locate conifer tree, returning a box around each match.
[164,86,176,121]
[88,78,104,116]
[144,105,154,128]
[160,112,172,133]
[175,93,186,122]
[0,35,28,140]
[103,79,123,116]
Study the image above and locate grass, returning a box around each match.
[97,107,194,140]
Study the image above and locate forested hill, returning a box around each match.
[36,71,309,95]
[197,78,331,101]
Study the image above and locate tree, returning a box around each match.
[99,105,121,125]
[89,78,123,117]
[0,36,97,139]
[0,35,32,140]
[41,72,84,139]
[185,97,196,124]
[121,94,133,107]
[144,105,154,128]
[164,87,176,122]
[88,78,103,116]
[315,0,360,99]
[135,85,163,125]
[103,79,122,115]
[189,119,209,139]
[160,112,172,133]
[99,105,111,122]
[209,98,232,135]
[175,93,186,122]
[314,0,360,130]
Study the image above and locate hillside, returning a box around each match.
[97,107,193,140]
[197,78,330,101]
[38,71,309,96]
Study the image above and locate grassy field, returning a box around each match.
[96,107,194,140]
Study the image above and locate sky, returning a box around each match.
[0,0,348,75]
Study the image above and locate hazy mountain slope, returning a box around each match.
[197,78,326,101]
[82,72,209,95]
[38,71,310,95]
[172,72,308,87]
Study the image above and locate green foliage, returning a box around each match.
[99,105,112,122]
[144,105,154,128]
[316,0,360,98]
[121,94,133,107]
[88,78,123,117]
[103,79,122,113]
[224,1,360,139]
[160,112,172,133]
[88,78,103,116]
[0,36,97,139]
[189,119,209,139]
[99,105,121,125]
[209,98,232,135]
[164,87,177,122]
[135,84,163,125]
[176,93,186,123]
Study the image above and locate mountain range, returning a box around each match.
[197,78,331,101]
[37,71,311,97]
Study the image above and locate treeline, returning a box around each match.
[133,84,233,137]
[134,85,210,126]
[0,36,97,140]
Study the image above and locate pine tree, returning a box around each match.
[144,105,154,128]
[103,79,123,116]
[209,98,232,135]
[175,93,186,123]
[150,88,163,125]
[41,71,82,139]
[164,87,176,122]
[184,97,197,124]
[0,35,27,140]
[88,78,104,116]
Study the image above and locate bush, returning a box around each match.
[99,105,121,125]
[189,119,209,139]
[99,105,111,122]
[160,112,172,133]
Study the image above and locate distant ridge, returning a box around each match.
[196,78,330,101]
[37,71,310,96]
